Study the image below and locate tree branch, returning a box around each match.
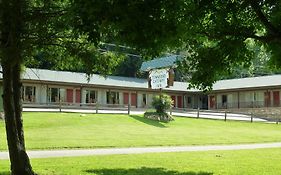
[250,1,280,36]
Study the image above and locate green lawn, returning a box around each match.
[0,112,281,150]
[1,148,281,175]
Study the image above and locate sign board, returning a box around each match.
[149,68,169,89]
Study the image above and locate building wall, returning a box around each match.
[209,88,281,109]
[19,82,202,109]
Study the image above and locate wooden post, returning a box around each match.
[59,99,62,112]
[197,108,200,119]
[128,104,131,115]
[238,91,240,109]
[170,107,172,115]
[250,112,253,123]
[96,102,99,114]
[224,111,227,121]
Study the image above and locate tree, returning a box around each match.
[72,0,281,90]
[2,0,281,174]
[0,0,185,174]
[175,1,281,90]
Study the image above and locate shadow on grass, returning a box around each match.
[0,172,10,175]
[129,115,166,128]
[85,167,213,175]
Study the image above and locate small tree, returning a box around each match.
[151,94,173,113]
[144,93,173,122]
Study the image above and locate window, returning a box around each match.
[22,86,36,103]
[142,94,147,106]
[86,90,97,103]
[222,95,227,104]
[106,91,119,104]
[222,95,227,108]
[48,88,66,103]
[187,96,192,104]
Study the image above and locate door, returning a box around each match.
[131,93,137,106]
[123,92,129,105]
[273,91,280,107]
[171,95,176,107]
[177,96,182,108]
[76,89,81,103]
[264,91,271,107]
[209,95,215,109]
[66,89,73,103]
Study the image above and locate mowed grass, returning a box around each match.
[1,148,281,175]
[0,112,281,150]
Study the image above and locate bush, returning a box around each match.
[151,93,173,113]
[144,111,173,122]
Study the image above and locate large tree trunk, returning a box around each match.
[0,0,36,174]
[2,64,36,175]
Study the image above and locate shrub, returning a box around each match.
[151,93,173,113]
[144,111,173,122]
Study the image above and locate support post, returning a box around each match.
[197,108,200,119]
[128,104,131,115]
[224,111,227,121]
[251,112,253,123]
[59,99,62,112]
[96,102,99,114]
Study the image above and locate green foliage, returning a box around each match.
[70,0,186,56]
[175,1,281,90]
[151,94,173,113]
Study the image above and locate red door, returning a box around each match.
[171,95,176,107]
[131,93,137,106]
[76,89,81,103]
[177,96,182,108]
[209,95,215,109]
[123,92,129,105]
[264,91,271,107]
[273,91,280,107]
[66,89,73,103]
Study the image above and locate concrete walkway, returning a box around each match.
[1,142,281,160]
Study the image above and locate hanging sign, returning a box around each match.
[149,68,168,89]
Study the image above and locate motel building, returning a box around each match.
[0,68,207,111]
[208,75,281,110]
[0,67,281,112]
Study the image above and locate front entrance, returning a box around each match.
[209,95,216,109]
[123,92,129,105]
[264,91,271,107]
[177,96,183,108]
[273,91,280,107]
[66,89,73,103]
[131,93,137,106]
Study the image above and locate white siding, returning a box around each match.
[98,90,106,105]
[81,89,86,103]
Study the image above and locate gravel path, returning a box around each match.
[1,142,281,160]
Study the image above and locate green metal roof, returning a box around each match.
[140,55,182,71]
